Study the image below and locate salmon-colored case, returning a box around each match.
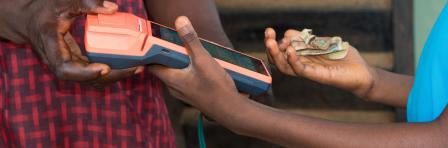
[85,12,271,95]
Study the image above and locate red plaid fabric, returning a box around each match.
[0,0,176,147]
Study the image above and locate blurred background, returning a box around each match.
[166,0,447,147]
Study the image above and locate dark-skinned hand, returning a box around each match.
[265,28,377,98]
[0,0,144,87]
[149,16,240,109]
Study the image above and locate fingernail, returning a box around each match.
[100,69,108,76]
[177,17,191,34]
[134,67,144,74]
[103,1,118,9]
[178,16,190,26]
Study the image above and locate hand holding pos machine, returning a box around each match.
[85,12,272,95]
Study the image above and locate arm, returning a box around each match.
[150,17,448,148]
[366,68,414,107]
[265,28,413,107]
[207,93,447,148]
[0,0,142,86]
[150,17,447,147]
[144,0,232,47]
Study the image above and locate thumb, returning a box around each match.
[175,16,211,59]
[148,65,185,84]
[85,1,118,14]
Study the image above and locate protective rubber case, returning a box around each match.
[85,12,272,95]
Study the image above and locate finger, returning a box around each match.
[88,66,144,88]
[285,48,305,76]
[148,65,184,84]
[64,33,81,55]
[284,29,301,38]
[264,28,276,63]
[92,66,140,85]
[88,1,118,14]
[56,62,111,81]
[265,38,292,74]
[72,54,89,63]
[264,28,276,42]
[64,33,89,63]
[175,16,211,59]
[70,54,87,63]
[135,66,145,74]
[266,50,274,64]
[286,48,321,81]
[36,21,112,81]
[278,38,291,52]
[265,28,290,52]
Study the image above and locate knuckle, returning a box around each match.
[285,29,294,34]
[266,39,277,47]
[291,65,304,75]
[285,29,299,37]
[285,29,297,33]
[183,32,198,43]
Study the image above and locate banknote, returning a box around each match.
[290,29,349,60]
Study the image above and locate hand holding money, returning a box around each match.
[265,28,378,98]
[290,29,349,60]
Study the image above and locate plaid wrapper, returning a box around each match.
[0,0,176,147]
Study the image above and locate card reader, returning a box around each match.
[85,12,272,95]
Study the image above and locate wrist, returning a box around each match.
[354,66,379,100]
[197,92,252,133]
[360,66,381,101]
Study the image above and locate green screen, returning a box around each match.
[151,23,267,75]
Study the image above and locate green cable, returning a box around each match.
[197,113,207,148]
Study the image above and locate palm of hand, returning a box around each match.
[265,28,376,97]
[292,47,375,96]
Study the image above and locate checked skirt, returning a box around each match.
[0,0,176,147]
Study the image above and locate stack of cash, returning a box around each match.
[290,29,349,60]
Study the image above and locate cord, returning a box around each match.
[197,113,207,148]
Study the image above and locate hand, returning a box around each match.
[265,28,378,97]
[149,16,240,108]
[0,0,143,87]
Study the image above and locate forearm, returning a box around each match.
[365,67,414,107]
[144,0,232,47]
[210,97,447,147]
[0,0,33,43]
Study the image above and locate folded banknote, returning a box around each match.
[290,29,349,60]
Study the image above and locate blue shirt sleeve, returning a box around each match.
[407,3,448,122]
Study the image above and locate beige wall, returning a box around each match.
[414,0,446,64]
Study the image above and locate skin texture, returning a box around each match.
[1,0,231,146]
[149,17,238,107]
[0,0,144,87]
[0,0,230,87]
[266,29,377,98]
[142,1,234,146]
[149,18,448,147]
[265,28,414,107]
